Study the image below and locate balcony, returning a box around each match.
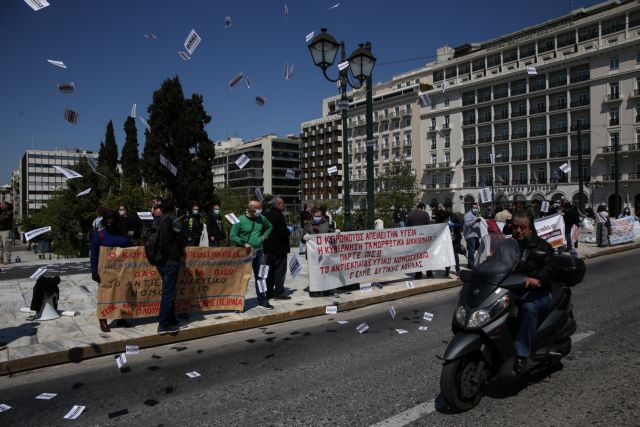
[504,54,518,63]
[602,22,626,35]
[570,99,590,108]
[549,78,567,88]
[529,178,547,184]
[557,38,576,48]
[511,110,527,118]
[600,145,617,154]
[462,118,476,125]
[604,93,621,102]
[549,151,568,158]
[494,134,510,141]
[530,129,547,137]
[529,106,546,114]
[549,126,568,134]
[428,125,436,131]
[463,181,477,187]
[602,174,615,181]
[549,102,567,111]
[512,132,527,139]
[478,136,492,143]
[512,154,528,161]
[430,144,436,150]
[437,162,452,168]
[423,183,436,189]
[530,152,548,160]
[494,112,509,120]
[511,179,527,185]
[494,91,508,100]
[425,164,437,170]
[441,124,451,130]
[463,138,477,146]
[478,158,493,164]
[495,155,510,163]
[628,143,640,151]
[627,173,639,181]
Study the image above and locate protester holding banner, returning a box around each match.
[90,210,133,333]
[444,210,463,277]
[230,200,274,310]
[463,203,482,268]
[618,207,633,219]
[184,202,208,247]
[595,205,610,248]
[118,203,142,244]
[561,199,581,251]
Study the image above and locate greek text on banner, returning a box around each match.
[306,224,455,291]
[96,246,253,319]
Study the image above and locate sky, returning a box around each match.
[0,0,603,184]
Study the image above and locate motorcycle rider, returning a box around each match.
[511,209,554,374]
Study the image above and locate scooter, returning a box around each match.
[440,235,586,412]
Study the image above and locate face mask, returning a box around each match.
[313,216,323,223]
[214,209,221,215]
[254,209,262,217]
[472,208,479,214]
[192,209,199,215]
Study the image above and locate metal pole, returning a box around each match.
[339,43,352,231]
[365,65,374,230]
[577,125,585,213]
[614,133,620,216]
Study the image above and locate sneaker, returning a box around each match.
[273,294,292,300]
[166,323,180,334]
[260,303,275,310]
[116,319,131,328]
[514,357,528,375]
[157,325,168,335]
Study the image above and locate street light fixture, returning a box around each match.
[308,29,376,230]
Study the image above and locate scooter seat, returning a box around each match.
[548,281,567,311]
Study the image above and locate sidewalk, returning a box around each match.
[1,237,638,376]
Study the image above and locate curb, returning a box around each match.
[580,242,640,259]
[0,279,462,376]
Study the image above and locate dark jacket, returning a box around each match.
[120,214,142,240]
[206,213,225,245]
[0,208,13,231]
[406,209,431,226]
[516,235,553,290]
[448,213,462,245]
[563,205,580,228]
[184,213,206,246]
[157,214,185,264]
[90,229,133,275]
[263,208,291,256]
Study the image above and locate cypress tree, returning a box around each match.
[97,120,119,193]
[121,116,141,187]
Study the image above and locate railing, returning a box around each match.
[549,151,568,158]
[628,143,639,151]
[462,138,476,146]
[511,87,527,95]
[511,179,527,185]
[570,124,590,131]
[602,174,614,181]
[530,83,546,92]
[557,38,576,48]
[428,126,436,131]
[478,95,492,103]
[549,127,568,134]
[530,153,548,159]
[425,164,437,169]
[511,110,527,118]
[463,159,477,165]
[438,162,451,168]
[462,98,476,106]
[463,118,476,125]
[529,107,546,114]
[494,91,508,99]
[570,99,590,107]
[441,124,451,130]
[478,158,493,164]
[549,102,567,111]
[570,176,591,182]
[478,116,492,123]
[511,132,527,139]
[494,134,510,141]
[628,173,639,180]
[570,149,590,155]
[512,155,528,161]
[530,129,547,136]
[609,119,620,126]
[494,112,509,120]
[478,136,493,143]
[549,78,567,88]
[605,93,621,102]
[602,23,626,35]
[503,54,518,63]
[495,156,510,163]
[570,74,589,83]
[463,181,477,187]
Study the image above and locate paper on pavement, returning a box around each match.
[126,345,139,355]
[29,266,48,279]
[35,393,57,400]
[186,371,201,378]
[325,305,338,315]
[63,405,86,419]
[356,323,369,334]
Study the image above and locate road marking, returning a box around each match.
[370,399,436,427]
[571,331,595,345]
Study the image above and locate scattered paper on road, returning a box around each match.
[61,311,79,317]
[337,320,349,324]
[116,353,127,368]
[35,393,57,400]
[0,404,11,412]
[389,306,396,319]
[289,255,302,279]
[235,154,250,169]
[325,305,338,315]
[356,323,369,334]
[395,329,408,335]
[29,267,48,279]
[418,326,429,331]
[423,312,434,321]
[406,281,414,289]
[360,283,373,293]
[126,345,139,355]
[63,405,86,420]
[186,371,201,378]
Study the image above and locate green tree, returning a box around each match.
[97,120,119,194]
[121,116,141,187]
[141,76,216,209]
[376,162,420,227]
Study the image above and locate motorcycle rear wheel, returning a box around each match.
[440,355,486,413]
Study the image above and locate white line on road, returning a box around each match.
[571,331,595,345]
[370,399,436,427]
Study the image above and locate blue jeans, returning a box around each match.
[515,289,552,358]
[265,253,287,297]
[466,237,478,266]
[156,263,180,327]
[564,226,573,251]
[252,250,268,306]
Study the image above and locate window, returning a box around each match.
[483,128,492,138]
[500,127,509,137]
[536,122,546,131]
[444,135,450,147]
[536,99,545,110]
[430,136,436,149]
[383,123,389,132]
[637,51,640,64]
[610,56,619,70]
[431,154,437,165]
[518,102,526,113]
[405,132,412,145]
[577,90,588,103]
[636,128,640,144]
[431,118,436,128]
[536,143,545,154]
[610,132,619,147]
[431,174,437,185]
[610,109,620,125]
[610,81,620,98]
[519,169,528,181]
[444,96,449,107]
[556,118,566,128]
[609,161,616,175]
[444,115,450,126]
[445,173,451,186]
[431,98,437,110]
[518,146,527,156]
[537,167,546,182]
[444,152,450,163]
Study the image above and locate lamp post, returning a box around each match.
[308,29,376,230]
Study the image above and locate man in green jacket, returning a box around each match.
[231,200,274,309]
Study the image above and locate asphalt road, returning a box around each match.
[0,261,90,280]
[1,249,639,426]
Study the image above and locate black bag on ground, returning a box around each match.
[30,276,61,311]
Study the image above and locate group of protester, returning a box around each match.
[90,196,294,334]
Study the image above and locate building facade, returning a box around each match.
[420,0,640,215]
[16,149,98,222]
[212,134,302,214]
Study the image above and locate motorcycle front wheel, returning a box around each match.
[440,354,487,413]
